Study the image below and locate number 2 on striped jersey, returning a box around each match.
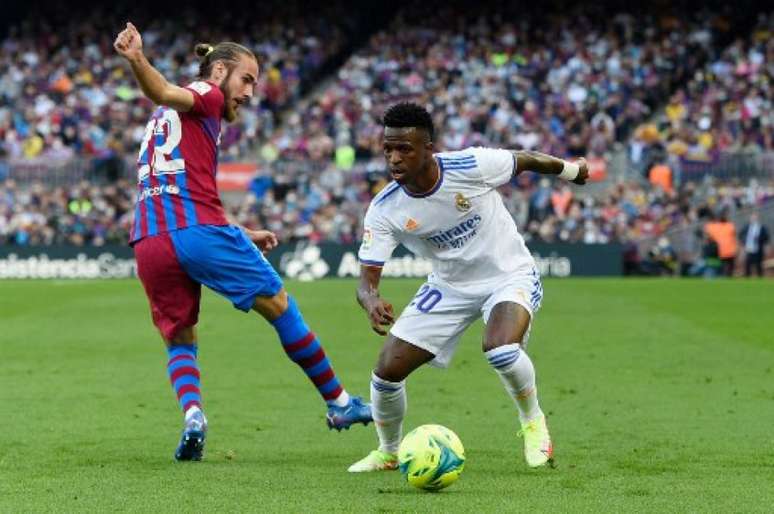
[137,109,186,182]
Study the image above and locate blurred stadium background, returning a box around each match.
[0,0,771,279]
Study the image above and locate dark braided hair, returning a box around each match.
[382,102,435,141]
[194,42,255,79]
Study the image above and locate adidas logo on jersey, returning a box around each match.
[405,218,420,231]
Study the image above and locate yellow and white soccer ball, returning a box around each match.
[398,424,465,491]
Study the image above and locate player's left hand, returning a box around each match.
[573,157,590,185]
[246,229,279,254]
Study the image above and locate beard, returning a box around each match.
[223,101,237,122]
[220,68,238,122]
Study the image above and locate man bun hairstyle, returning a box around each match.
[194,42,255,79]
[194,43,215,58]
[382,102,434,141]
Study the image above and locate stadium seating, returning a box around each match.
[1,3,772,257]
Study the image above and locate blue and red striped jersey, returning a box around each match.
[129,80,229,244]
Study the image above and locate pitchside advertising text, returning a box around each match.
[0,243,622,280]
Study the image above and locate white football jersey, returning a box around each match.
[359,147,535,292]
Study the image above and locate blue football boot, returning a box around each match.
[326,396,373,431]
[174,409,207,461]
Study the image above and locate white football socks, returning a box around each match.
[485,343,543,424]
[184,405,208,431]
[370,372,406,455]
[330,390,351,408]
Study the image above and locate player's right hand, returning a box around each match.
[573,157,590,185]
[114,22,143,60]
[367,299,394,335]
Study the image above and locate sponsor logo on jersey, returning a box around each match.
[405,218,420,231]
[138,183,181,201]
[455,193,471,212]
[424,214,482,250]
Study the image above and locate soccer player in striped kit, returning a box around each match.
[114,22,371,461]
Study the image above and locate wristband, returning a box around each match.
[558,161,580,181]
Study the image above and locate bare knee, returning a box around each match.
[482,302,531,352]
[374,349,409,383]
[483,329,523,352]
[374,336,434,382]
[252,288,289,321]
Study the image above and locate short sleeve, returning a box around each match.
[184,81,224,118]
[358,206,399,266]
[469,147,516,188]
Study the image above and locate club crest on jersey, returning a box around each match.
[455,193,471,212]
[405,218,420,231]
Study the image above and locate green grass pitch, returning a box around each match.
[1,278,773,512]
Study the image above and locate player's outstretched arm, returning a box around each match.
[113,22,194,112]
[513,150,589,185]
[357,265,394,336]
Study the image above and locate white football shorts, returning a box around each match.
[389,268,543,368]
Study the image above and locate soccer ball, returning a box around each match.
[397,424,465,491]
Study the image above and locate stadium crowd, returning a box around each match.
[1,4,740,167]
[3,172,772,258]
[629,13,773,170]
[262,4,726,166]
[0,2,360,163]
[1,2,771,277]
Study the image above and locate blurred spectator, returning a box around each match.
[642,237,678,276]
[689,230,723,278]
[672,217,703,276]
[648,161,674,194]
[739,211,770,276]
[704,210,738,276]
[0,147,8,180]
[622,237,642,276]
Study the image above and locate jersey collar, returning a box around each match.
[401,157,444,198]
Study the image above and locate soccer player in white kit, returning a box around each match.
[348,103,589,472]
